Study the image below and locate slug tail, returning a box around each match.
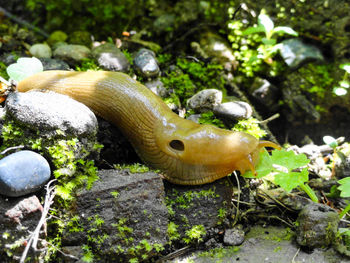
[258,140,281,150]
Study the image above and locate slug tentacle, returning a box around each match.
[17,70,279,185]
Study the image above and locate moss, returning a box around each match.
[113,163,153,173]
[232,118,267,139]
[75,58,101,71]
[197,246,240,261]
[183,225,206,244]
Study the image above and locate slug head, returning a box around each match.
[154,117,280,184]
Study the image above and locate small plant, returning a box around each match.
[183,225,206,244]
[242,149,318,202]
[242,12,298,65]
[232,118,267,139]
[333,63,350,96]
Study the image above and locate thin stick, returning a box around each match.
[1,145,24,155]
[232,171,241,226]
[20,179,57,263]
[292,247,300,263]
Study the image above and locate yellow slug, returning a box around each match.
[17,70,279,185]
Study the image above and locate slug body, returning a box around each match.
[17,70,277,185]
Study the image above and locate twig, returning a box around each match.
[232,171,241,226]
[0,6,49,38]
[20,179,57,263]
[1,145,24,155]
[291,247,300,263]
[259,113,280,125]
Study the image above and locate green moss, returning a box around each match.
[183,225,206,244]
[113,163,152,173]
[75,58,101,71]
[232,118,267,139]
[197,246,240,261]
[167,222,180,241]
[197,111,225,128]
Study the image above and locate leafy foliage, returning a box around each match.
[232,118,267,139]
[7,57,43,82]
[338,177,350,198]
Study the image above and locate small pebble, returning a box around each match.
[29,43,52,58]
[0,151,51,197]
[92,43,130,72]
[53,44,91,66]
[187,89,222,113]
[133,48,160,78]
[213,101,252,121]
[223,228,245,246]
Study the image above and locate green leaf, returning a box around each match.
[272,26,298,36]
[270,149,309,171]
[323,135,338,148]
[242,25,266,35]
[340,63,350,73]
[261,38,277,45]
[6,57,43,82]
[338,177,350,197]
[274,168,309,192]
[258,14,274,33]
[242,148,273,178]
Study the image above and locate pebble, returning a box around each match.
[29,43,52,58]
[250,77,279,109]
[6,91,98,137]
[0,151,51,197]
[144,78,169,98]
[92,43,130,72]
[39,58,70,70]
[187,89,222,113]
[53,44,91,66]
[133,48,160,78]
[280,38,324,69]
[223,227,245,246]
[213,101,252,121]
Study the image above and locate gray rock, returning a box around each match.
[29,43,52,58]
[0,151,50,197]
[53,44,91,66]
[133,48,160,78]
[6,91,98,137]
[187,89,223,113]
[0,195,43,261]
[186,114,201,123]
[39,58,70,70]
[223,227,245,246]
[296,203,339,248]
[250,77,279,110]
[280,38,324,69]
[65,169,168,261]
[213,101,253,121]
[145,78,169,98]
[92,43,130,72]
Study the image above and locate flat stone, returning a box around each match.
[53,44,91,66]
[6,91,98,137]
[213,101,253,121]
[29,43,52,58]
[39,58,70,70]
[0,151,50,197]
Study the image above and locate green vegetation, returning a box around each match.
[232,118,267,139]
[113,163,152,173]
[242,148,318,202]
[183,225,206,244]
[333,63,350,96]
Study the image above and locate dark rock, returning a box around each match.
[213,101,253,121]
[0,150,50,197]
[187,89,222,113]
[280,39,324,69]
[6,91,98,137]
[133,48,160,78]
[0,52,25,66]
[39,58,70,70]
[53,44,91,66]
[144,78,169,98]
[29,43,52,58]
[92,43,130,72]
[65,169,168,262]
[0,195,43,261]
[164,178,233,239]
[296,203,339,248]
[223,227,245,246]
[250,77,279,110]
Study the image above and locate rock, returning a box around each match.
[0,52,25,66]
[133,48,160,78]
[68,31,92,47]
[164,178,233,239]
[63,169,168,262]
[0,150,50,197]
[144,78,169,98]
[296,203,339,248]
[91,43,130,72]
[213,101,253,121]
[186,114,201,123]
[0,195,43,261]
[250,77,279,110]
[39,58,70,70]
[47,30,68,46]
[280,39,324,69]
[6,91,98,137]
[29,43,52,58]
[223,227,245,246]
[53,44,91,66]
[187,89,223,113]
[153,14,176,33]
